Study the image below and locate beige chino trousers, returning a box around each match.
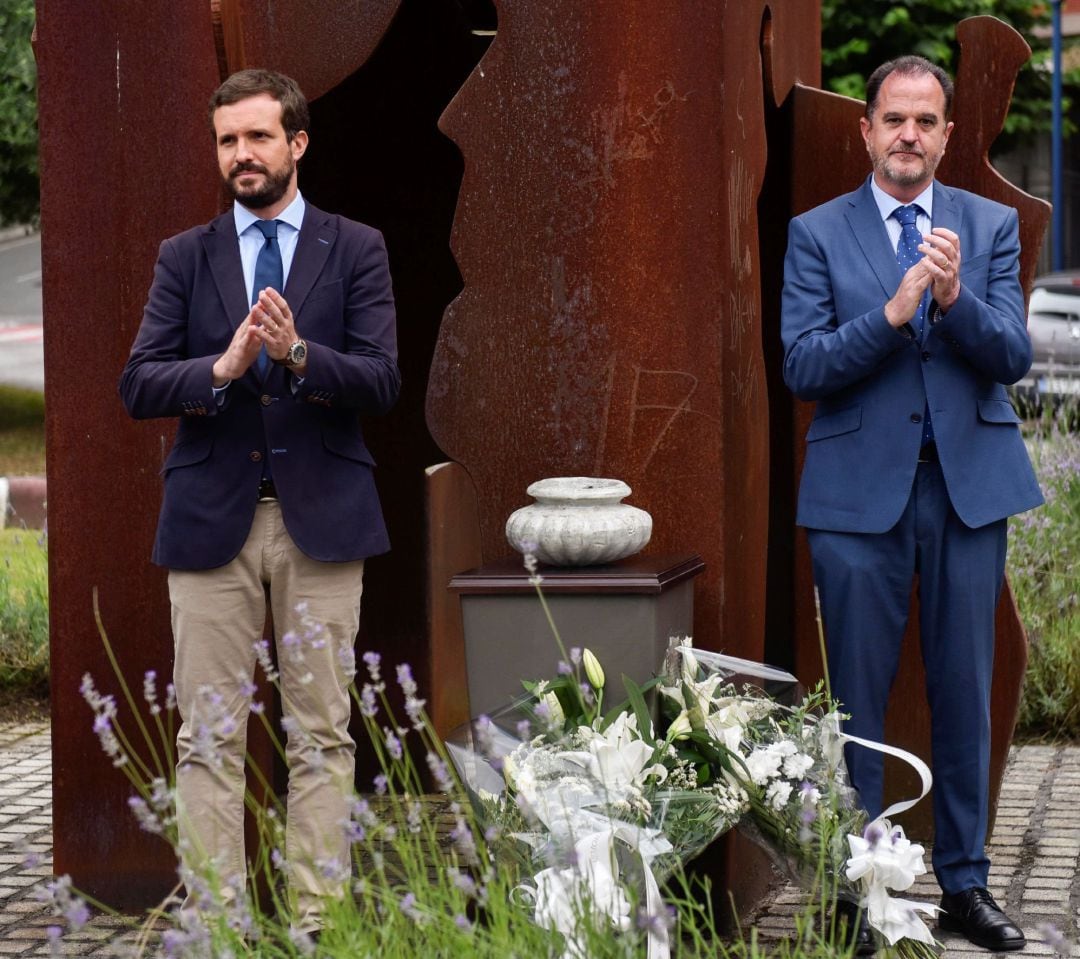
[169,500,364,929]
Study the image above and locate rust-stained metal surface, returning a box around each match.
[38,0,1037,915]
[36,0,432,907]
[429,0,821,669]
[36,0,223,906]
[782,16,1049,840]
[209,0,401,95]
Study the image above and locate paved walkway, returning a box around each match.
[0,724,1076,956]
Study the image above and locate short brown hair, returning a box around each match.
[865,56,954,120]
[208,69,309,141]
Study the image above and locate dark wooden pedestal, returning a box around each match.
[449,554,705,718]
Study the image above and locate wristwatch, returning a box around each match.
[274,339,307,368]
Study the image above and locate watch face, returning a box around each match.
[288,341,307,365]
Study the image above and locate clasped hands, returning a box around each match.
[884,227,961,330]
[212,288,300,386]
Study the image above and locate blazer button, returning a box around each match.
[921,351,931,362]
[910,413,922,424]
[261,394,272,406]
[250,451,263,462]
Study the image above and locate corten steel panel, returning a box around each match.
[211,0,401,98]
[783,17,1049,841]
[428,0,820,669]
[36,0,223,907]
[38,0,412,908]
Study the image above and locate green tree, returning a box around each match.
[0,0,38,226]
[821,0,1076,155]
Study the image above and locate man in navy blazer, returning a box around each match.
[782,56,1040,952]
[120,69,399,934]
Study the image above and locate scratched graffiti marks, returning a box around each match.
[556,74,692,238]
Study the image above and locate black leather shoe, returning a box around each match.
[832,898,876,956]
[939,887,1026,951]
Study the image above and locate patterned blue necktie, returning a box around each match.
[251,219,282,376]
[893,204,926,333]
[893,204,934,445]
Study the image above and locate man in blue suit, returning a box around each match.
[120,69,399,934]
[782,56,1041,952]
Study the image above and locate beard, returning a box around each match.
[870,143,943,189]
[225,156,295,210]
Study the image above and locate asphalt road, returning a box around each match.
[0,230,44,392]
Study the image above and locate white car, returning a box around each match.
[1013,272,1080,406]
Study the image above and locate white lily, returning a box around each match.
[584,714,667,798]
[667,710,693,740]
[540,690,565,726]
[582,648,606,690]
[846,820,938,946]
[846,821,927,892]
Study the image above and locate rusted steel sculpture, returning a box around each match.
[36,0,1039,914]
[780,18,1049,838]
[429,1,820,666]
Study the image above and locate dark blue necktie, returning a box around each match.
[893,204,926,333]
[251,219,282,376]
[893,204,934,446]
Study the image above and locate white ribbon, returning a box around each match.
[838,730,933,822]
[838,732,940,945]
[527,824,671,959]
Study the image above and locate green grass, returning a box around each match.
[0,385,49,696]
[0,527,48,695]
[0,384,45,476]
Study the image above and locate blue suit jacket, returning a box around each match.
[120,203,400,569]
[781,177,1042,533]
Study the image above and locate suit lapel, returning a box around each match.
[931,181,962,241]
[844,179,899,300]
[285,204,337,323]
[201,212,249,336]
[201,211,266,394]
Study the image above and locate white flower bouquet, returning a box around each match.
[657,641,941,958]
[446,638,940,959]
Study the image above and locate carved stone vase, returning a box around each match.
[505,477,653,566]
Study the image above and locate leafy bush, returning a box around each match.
[0,527,48,695]
[1009,426,1080,739]
[0,0,39,226]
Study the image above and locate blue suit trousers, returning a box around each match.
[807,457,1007,894]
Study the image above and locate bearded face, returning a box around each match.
[224,153,296,210]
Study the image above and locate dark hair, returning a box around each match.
[864,56,954,120]
[208,69,309,141]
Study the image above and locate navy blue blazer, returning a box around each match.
[781,178,1042,534]
[120,203,400,569]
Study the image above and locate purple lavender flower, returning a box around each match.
[362,650,382,682]
[359,683,378,718]
[143,671,160,715]
[1037,922,1072,957]
[425,752,454,793]
[384,728,403,761]
[863,821,885,848]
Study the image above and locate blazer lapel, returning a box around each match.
[285,204,337,322]
[201,211,265,394]
[931,180,962,242]
[201,212,249,335]
[843,179,899,301]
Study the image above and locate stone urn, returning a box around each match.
[505,477,653,566]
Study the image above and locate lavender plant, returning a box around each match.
[62,602,761,958]
[1009,424,1080,738]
